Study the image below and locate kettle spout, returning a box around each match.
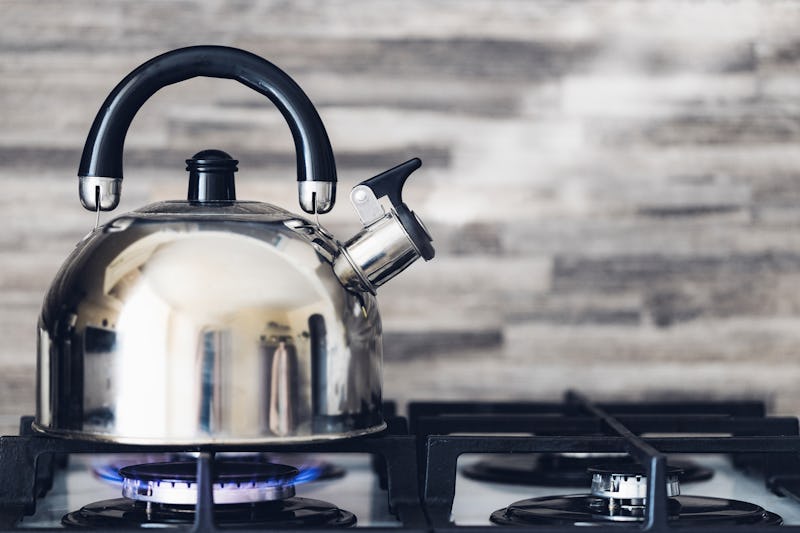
[333,159,434,294]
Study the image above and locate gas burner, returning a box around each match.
[490,463,782,527]
[462,453,713,487]
[64,460,356,528]
[588,464,682,508]
[62,497,356,528]
[120,461,298,504]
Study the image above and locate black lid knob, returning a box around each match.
[186,149,237,203]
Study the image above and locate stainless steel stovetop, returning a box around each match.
[3,394,800,532]
[15,453,800,528]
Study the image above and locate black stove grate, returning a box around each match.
[411,391,800,532]
[0,415,425,531]
[1,392,800,532]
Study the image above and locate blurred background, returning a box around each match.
[2,0,800,433]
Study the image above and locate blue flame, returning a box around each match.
[292,465,323,485]
[92,463,124,485]
[92,456,326,488]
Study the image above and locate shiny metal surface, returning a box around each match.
[590,471,680,500]
[122,476,295,504]
[334,210,422,294]
[35,200,385,444]
[298,181,336,214]
[79,176,121,211]
[349,185,385,225]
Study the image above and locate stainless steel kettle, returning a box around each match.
[34,46,434,444]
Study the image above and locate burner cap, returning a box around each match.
[588,464,682,501]
[119,461,298,505]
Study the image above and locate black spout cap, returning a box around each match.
[361,158,421,207]
[187,149,237,202]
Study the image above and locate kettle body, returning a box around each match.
[33,46,433,444]
[36,201,384,443]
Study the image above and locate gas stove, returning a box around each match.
[2,392,800,532]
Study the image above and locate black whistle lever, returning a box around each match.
[359,158,422,208]
[352,158,434,261]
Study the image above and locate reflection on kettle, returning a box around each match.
[196,328,226,434]
[260,325,299,437]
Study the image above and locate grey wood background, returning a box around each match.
[2,0,800,433]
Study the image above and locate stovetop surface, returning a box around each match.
[17,453,800,528]
[4,393,800,532]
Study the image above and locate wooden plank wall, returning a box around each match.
[2,1,800,432]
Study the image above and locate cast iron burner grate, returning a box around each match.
[409,392,800,532]
[0,414,426,531]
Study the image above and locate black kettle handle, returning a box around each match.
[78,45,336,214]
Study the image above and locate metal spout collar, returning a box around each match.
[79,176,121,211]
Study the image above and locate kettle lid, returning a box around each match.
[119,150,296,220]
[186,149,238,203]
